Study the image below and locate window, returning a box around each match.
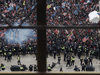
[0,0,100,74]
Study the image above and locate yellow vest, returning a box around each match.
[20,67,23,69]
[23,1,25,5]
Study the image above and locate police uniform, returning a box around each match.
[64,52,66,61]
[17,56,21,65]
[53,51,56,59]
[80,57,83,65]
[88,57,93,65]
[66,57,71,67]
[1,65,5,70]
[47,65,52,71]
[82,63,85,71]
[34,65,37,71]
[71,57,75,66]
[58,56,61,64]
[20,65,24,71]
[4,52,7,60]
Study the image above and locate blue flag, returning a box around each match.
[73,10,78,15]
[7,6,13,11]
[16,5,18,11]
[31,3,37,10]
[51,12,57,17]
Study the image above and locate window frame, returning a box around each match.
[0,0,100,74]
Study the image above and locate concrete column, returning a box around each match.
[37,0,46,72]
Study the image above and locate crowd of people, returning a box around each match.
[47,0,99,26]
[0,0,100,72]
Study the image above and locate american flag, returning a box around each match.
[54,29,59,34]
[3,10,9,13]
[68,34,73,40]
[65,30,68,34]
[82,36,89,42]
[86,18,89,22]
[0,32,4,37]
[63,13,67,16]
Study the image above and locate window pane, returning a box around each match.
[0,28,37,72]
[46,0,99,26]
[47,29,100,72]
[0,0,37,26]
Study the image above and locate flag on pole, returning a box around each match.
[68,34,73,40]
[86,18,89,22]
[82,36,89,42]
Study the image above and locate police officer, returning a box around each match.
[53,50,56,59]
[61,45,65,52]
[47,64,52,71]
[58,55,61,64]
[66,57,71,67]
[17,55,21,65]
[34,64,37,71]
[84,57,88,66]
[4,52,7,60]
[73,65,80,71]
[7,52,11,62]
[57,46,60,56]
[9,50,12,59]
[81,63,85,71]
[29,65,33,71]
[51,62,56,69]
[80,56,83,65]
[71,56,75,66]
[60,67,63,71]
[20,65,24,71]
[1,64,5,70]
[88,56,93,65]
[78,50,81,59]
[0,49,2,56]
[86,47,89,56]
[64,51,66,61]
